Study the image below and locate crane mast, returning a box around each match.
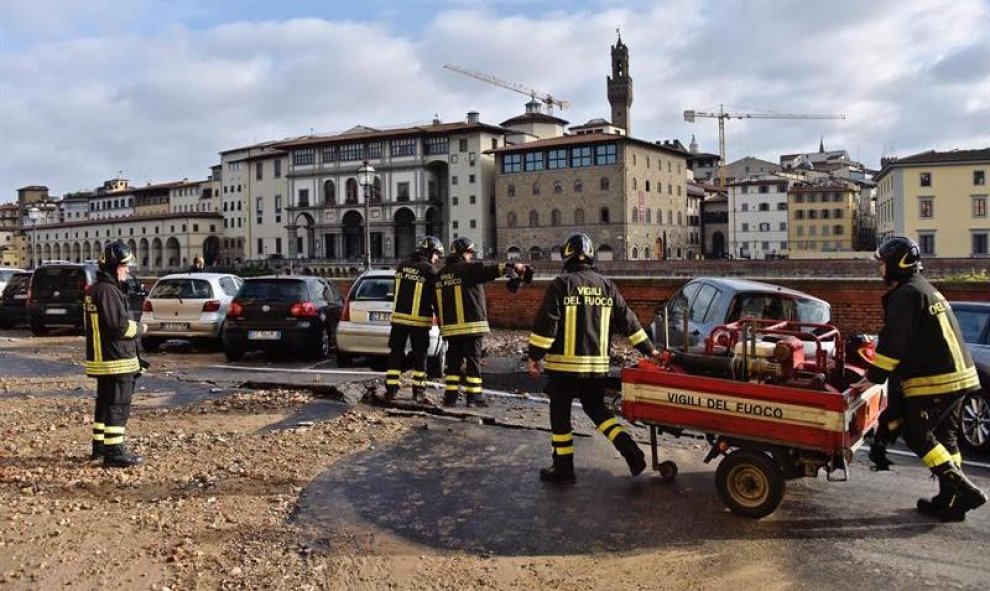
[684,105,845,188]
[443,63,571,114]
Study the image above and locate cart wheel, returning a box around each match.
[715,450,785,519]
[657,460,678,481]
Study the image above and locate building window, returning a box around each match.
[973,196,987,217]
[321,146,338,163]
[741,203,749,212]
[339,144,363,161]
[469,174,476,184]
[742,223,749,232]
[551,209,561,226]
[397,182,410,202]
[502,155,522,173]
[469,152,476,166]
[529,210,539,227]
[822,209,830,219]
[633,178,638,190]
[452,196,459,206]
[346,179,358,204]
[779,222,786,231]
[631,246,639,260]
[298,189,309,207]
[574,180,583,193]
[759,185,769,194]
[796,226,804,236]
[507,212,517,227]
[524,152,544,171]
[369,142,382,159]
[919,233,935,255]
[631,206,639,223]
[759,203,770,211]
[452,175,459,185]
[741,186,748,194]
[834,225,844,235]
[795,194,804,203]
[452,220,459,229]
[600,207,610,223]
[575,208,585,224]
[548,149,568,170]
[469,194,476,204]
[506,184,516,198]
[256,162,263,181]
[425,136,449,155]
[275,238,282,254]
[274,159,282,178]
[919,197,934,218]
[257,238,264,255]
[975,171,986,186]
[554,181,563,194]
[256,197,264,214]
[809,210,819,219]
[293,149,315,166]
[759,222,770,232]
[645,208,651,223]
[570,146,593,167]
[777,202,788,211]
[391,138,417,157]
[809,225,817,236]
[796,210,805,220]
[532,182,541,195]
[595,143,617,165]
[459,139,468,152]
[324,180,336,205]
[920,172,931,187]
[833,209,843,218]
[470,219,476,229]
[973,232,988,256]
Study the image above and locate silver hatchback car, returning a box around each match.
[140,273,243,350]
[336,269,445,375]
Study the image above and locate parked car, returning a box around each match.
[27,263,99,335]
[649,277,832,353]
[950,301,990,451]
[222,275,343,361]
[0,271,33,329]
[335,269,446,376]
[140,273,243,351]
[0,267,25,297]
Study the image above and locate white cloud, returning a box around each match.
[1,0,988,197]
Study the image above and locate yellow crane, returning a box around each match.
[684,105,846,187]
[443,63,571,115]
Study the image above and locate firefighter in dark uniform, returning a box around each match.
[436,237,529,407]
[85,241,146,468]
[526,233,661,484]
[384,236,444,404]
[853,236,986,520]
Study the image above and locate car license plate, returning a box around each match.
[162,322,189,331]
[46,308,67,315]
[248,330,281,340]
[369,311,391,323]
[14,294,27,300]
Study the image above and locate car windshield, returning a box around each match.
[150,278,214,299]
[7,274,31,292]
[0,270,17,282]
[352,277,394,301]
[731,293,830,324]
[32,268,86,296]
[238,280,308,301]
[955,309,989,345]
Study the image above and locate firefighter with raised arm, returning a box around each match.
[526,233,661,484]
[85,241,146,468]
[436,237,530,407]
[852,236,986,521]
[384,236,444,404]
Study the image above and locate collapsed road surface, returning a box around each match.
[1,333,988,590]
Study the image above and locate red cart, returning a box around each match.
[621,319,886,518]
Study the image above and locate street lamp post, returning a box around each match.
[27,206,41,269]
[357,160,375,270]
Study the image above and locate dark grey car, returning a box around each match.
[951,301,990,451]
[650,277,832,352]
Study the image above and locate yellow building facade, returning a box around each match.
[787,181,859,254]
[875,149,989,257]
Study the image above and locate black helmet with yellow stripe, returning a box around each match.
[874,235,922,284]
[99,240,134,273]
[561,233,594,264]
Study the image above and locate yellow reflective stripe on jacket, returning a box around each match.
[90,312,103,363]
[902,366,980,397]
[435,288,444,326]
[628,328,648,346]
[872,352,900,371]
[936,310,968,375]
[599,305,612,357]
[454,285,465,325]
[544,354,610,373]
[529,333,555,349]
[411,281,424,318]
[563,305,577,357]
[391,312,432,328]
[921,444,952,468]
[440,320,490,336]
[123,320,138,339]
[85,358,140,376]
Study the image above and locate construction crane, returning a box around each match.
[684,105,845,187]
[443,63,571,114]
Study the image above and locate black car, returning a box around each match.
[28,263,98,335]
[0,271,33,329]
[951,301,990,451]
[222,276,343,361]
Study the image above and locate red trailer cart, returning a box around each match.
[621,319,886,518]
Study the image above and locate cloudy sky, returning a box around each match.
[1,0,988,199]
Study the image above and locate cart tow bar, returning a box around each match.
[826,456,849,482]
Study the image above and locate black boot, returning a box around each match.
[935,466,987,522]
[466,393,489,408]
[103,444,144,468]
[869,441,894,471]
[90,441,104,461]
[540,453,576,485]
[384,388,397,403]
[442,391,458,407]
[614,432,647,476]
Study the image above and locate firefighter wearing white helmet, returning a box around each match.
[526,233,662,484]
[84,241,146,468]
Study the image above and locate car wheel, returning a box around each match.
[959,390,990,452]
[142,337,162,352]
[309,329,330,361]
[224,347,244,362]
[336,351,354,367]
[30,320,47,336]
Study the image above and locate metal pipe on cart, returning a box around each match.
[663,301,670,353]
[683,304,689,352]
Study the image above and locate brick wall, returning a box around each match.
[333,276,988,336]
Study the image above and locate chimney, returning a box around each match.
[466,111,480,124]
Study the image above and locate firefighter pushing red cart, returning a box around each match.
[621,319,886,518]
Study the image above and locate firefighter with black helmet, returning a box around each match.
[85,241,146,468]
[526,233,662,484]
[384,236,444,404]
[853,235,986,520]
[436,237,530,407]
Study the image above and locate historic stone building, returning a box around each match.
[490,134,689,261]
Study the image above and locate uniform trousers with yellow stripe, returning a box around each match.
[903,392,965,472]
[443,335,485,404]
[546,374,640,468]
[385,325,430,399]
[93,373,137,451]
